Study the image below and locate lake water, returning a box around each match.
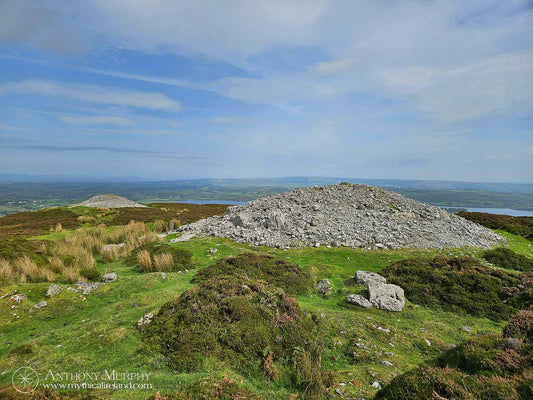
[441,207,533,217]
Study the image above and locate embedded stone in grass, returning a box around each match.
[317,279,332,295]
[346,294,372,309]
[102,272,117,283]
[46,284,62,297]
[10,294,27,303]
[368,282,405,312]
[35,301,47,308]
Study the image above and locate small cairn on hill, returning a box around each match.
[71,194,146,208]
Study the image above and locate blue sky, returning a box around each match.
[0,0,531,182]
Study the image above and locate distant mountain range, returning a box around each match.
[1,174,532,194]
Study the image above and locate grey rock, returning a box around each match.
[35,301,47,308]
[317,279,332,295]
[75,281,102,295]
[101,243,126,252]
[380,360,394,366]
[460,326,472,332]
[346,294,372,309]
[371,381,382,389]
[504,337,521,349]
[176,184,503,249]
[160,272,167,279]
[10,294,27,303]
[138,312,155,327]
[209,248,218,254]
[368,282,405,312]
[102,273,117,283]
[46,284,62,298]
[355,270,386,286]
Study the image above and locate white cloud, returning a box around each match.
[58,114,136,126]
[0,80,181,111]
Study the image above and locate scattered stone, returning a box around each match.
[209,248,218,254]
[460,326,472,332]
[46,284,62,298]
[368,282,405,312]
[102,273,117,283]
[10,294,27,303]
[380,360,394,366]
[75,282,102,295]
[377,326,391,333]
[138,312,155,327]
[424,339,432,346]
[346,294,372,309]
[356,270,387,286]
[101,243,126,252]
[317,279,333,295]
[35,301,47,309]
[371,381,382,389]
[160,272,167,280]
[504,337,521,349]
[177,184,502,249]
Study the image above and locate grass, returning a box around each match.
[0,210,530,399]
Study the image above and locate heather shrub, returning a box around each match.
[381,256,532,320]
[483,247,533,272]
[192,253,315,295]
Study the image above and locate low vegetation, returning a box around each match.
[381,255,532,320]
[192,253,316,295]
[483,247,533,272]
[376,309,533,400]
[143,273,324,398]
[458,211,533,240]
[126,242,193,272]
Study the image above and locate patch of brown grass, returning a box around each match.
[137,250,153,272]
[153,253,174,272]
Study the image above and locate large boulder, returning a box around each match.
[368,282,405,312]
[355,270,387,286]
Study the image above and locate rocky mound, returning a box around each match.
[71,194,147,208]
[177,183,502,249]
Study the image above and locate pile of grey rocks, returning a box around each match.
[175,184,502,249]
[346,271,405,312]
[71,194,146,208]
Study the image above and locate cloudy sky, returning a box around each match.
[0,0,531,182]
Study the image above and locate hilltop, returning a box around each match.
[178,183,503,249]
[71,194,147,208]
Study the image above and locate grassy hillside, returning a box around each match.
[0,207,531,399]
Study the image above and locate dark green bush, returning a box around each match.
[381,256,532,320]
[458,211,533,240]
[192,253,314,295]
[376,309,532,400]
[143,275,322,393]
[483,247,533,272]
[80,267,102,282]
[126,242,192,272]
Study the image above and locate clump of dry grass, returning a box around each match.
[50,222,63,233]
[101,246,122,263]
[153,220,167,233]
[137,250,153,272]
[77,215,97,224]
[153,253,174,272]
[11,255,55,283]
[0,258,13,282]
